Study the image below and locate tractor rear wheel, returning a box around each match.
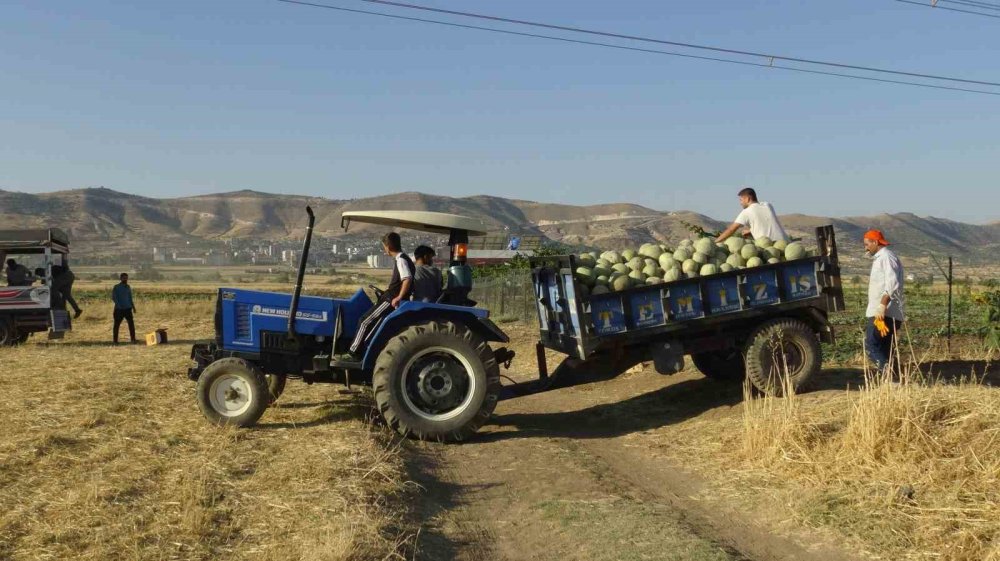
[197,357,269,427]
[373,321,500,442]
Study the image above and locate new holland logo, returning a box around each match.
[250,304,327,322]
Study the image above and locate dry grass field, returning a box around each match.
[0,293,416,561]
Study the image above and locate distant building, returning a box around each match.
[367,254,393,269]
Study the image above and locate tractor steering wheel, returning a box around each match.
[369,284,385,300]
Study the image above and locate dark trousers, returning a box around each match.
[349,301,392,354]
[866,316,901,372]
[113,308,136,343]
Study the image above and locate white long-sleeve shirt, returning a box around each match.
[866,247,905,320]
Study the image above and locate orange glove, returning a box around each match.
[874,317,889,337]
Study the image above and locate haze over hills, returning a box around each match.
[1,188,997,263]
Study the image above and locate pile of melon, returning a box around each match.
[573,236,815,296]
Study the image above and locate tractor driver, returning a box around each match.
[348,232,415,356]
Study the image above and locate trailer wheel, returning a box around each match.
[691,350,745,382]
[373,321,500,442]
[743,318,821,396]
[0,320,19,347]
[197,357,269,427]
[265,374,287,405]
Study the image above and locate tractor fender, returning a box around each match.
[361,302,510,373]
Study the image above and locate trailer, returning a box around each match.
[519,227,846,396]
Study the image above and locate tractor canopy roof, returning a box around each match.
[340,211,488,237]
[0,228,70,255]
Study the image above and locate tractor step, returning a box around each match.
[329,357,363,370]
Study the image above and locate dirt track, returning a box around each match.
[407,360,870,561]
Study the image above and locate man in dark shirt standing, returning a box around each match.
[112,273,137,344]
[411,245,443,303]
[349,233,414,355]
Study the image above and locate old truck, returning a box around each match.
[0,228,73,345]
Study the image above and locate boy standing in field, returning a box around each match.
[112,273,137,344]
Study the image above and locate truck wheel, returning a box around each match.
[743,318,821,396]
[265,374,287,405]
[373,321,501,442]
[0,320,19,347]
[197,357,269,427]
[691,350,745,382]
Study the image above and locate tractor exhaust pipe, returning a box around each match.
[287,206,315,340]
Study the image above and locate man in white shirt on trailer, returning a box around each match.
[715,187,790,245]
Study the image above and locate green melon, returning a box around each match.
[682,259,698,274]
[663,268,681,282]
[679,238,693,247]
[740,244,759,260]
[596,258,612,269]
[574,267,596,287]
[628,270,647,284]
[767,257,780,264]
[639,243,662,259]
[687,271,700,278]
[577,254,596,267]
[726,254,746,268]
[593,266,611,278]
[754,236,773,249]
[692,252,709,265]
[591,284,610,296]
[628,257,645,271]
[694,237,715,255]
[724,237,745,253]
[622,249,636,261]
[659,254,678,270]
[764,246,783,260]
[659,244,671,253]
[612,263,630,275]
[646,276,662,285]
[700,264,719,276]
[773,239,788,252]
[784,242,807,261]
[673,248,692,262]
[720,263,734,272]
[746,257,763,268]
[642,264,659,277]
[603,251,622,264]
[611,274,631,292]
[595,275,609,286]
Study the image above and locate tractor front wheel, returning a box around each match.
[373,321,501,442]
[197,358,269,427]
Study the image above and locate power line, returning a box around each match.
[275,0,1000,96]
[940,0,1000,11]
[281,0,1000,88]
[895,0,1000,18]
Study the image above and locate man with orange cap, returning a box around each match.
[863,229,905,372]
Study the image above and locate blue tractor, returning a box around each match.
[188,208,515,442]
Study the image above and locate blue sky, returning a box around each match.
[2,1,997,223]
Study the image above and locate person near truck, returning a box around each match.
[348,232,415,355]
[863,229,905,372]
[714,187,790,244]
[112,273,137,344]
[5,259,33,286]
[52,265,83,318]
[412,245,443,303]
